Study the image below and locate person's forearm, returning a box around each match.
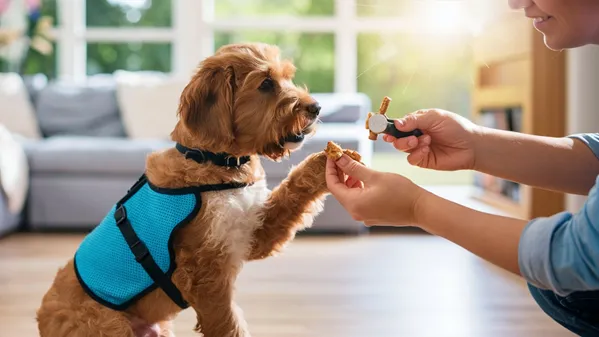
[414,189,529,276]
[473,127,599,195]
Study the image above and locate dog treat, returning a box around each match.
[324,141,344,160]
[378,96,391,114]
[324,141,364,165]
[342,149,362,162]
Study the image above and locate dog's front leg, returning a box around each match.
[248,151,329,260]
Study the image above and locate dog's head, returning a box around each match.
[172,42,321,161]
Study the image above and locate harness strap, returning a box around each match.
[114,204,190,309]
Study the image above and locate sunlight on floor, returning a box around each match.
[371,152,508,216]
[371,152,474,186]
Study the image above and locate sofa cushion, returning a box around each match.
[25,136,174,175]
[34,75,127,138]
[311,93,371,123]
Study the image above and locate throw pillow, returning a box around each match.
[114,70,187,140]
[34,75,127,138]
[0,72,42,139]
[0,124,29,214]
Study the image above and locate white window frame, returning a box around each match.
[50,0,470,92]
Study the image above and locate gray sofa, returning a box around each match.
[16,74,373,234]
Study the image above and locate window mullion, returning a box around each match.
[334,0,357,93]
[58,0,86,80]
[174,0,215,78]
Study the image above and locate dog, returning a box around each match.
[36,42,331,337]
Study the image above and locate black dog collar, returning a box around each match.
[175,143,251,168]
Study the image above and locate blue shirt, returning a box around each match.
[519,133,599,297]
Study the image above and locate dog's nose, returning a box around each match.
[307,102,321,116]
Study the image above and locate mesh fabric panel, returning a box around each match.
[74,182,197,307]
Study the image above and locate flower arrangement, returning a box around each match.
[0,0,53,73]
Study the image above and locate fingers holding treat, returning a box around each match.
[324,141,365,165]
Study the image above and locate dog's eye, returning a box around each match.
[259,78,275,92]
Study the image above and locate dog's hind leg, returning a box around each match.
[191,295,250,337]
[37,306,136,337]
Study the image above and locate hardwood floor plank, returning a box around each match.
[0,232,574,336]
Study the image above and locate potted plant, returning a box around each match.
[0,0,53,74]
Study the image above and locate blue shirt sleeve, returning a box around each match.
[518,133,599,297]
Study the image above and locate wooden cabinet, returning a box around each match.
[471,12,566,219]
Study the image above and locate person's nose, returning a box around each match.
[508,0,533,10]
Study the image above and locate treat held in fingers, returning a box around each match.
[324,141,364,165]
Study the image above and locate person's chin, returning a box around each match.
[541,34,580,51]
[541,31,589,51]
[542,35,566,51]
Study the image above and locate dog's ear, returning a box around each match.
[177,59,236,147]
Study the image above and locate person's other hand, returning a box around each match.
[383,109,481,171]
[325,154,426,227]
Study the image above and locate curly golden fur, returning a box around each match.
[36,42,330,337]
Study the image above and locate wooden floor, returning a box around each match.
[0,232,574,337]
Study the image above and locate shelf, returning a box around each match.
[470,14,566,219]
[471,188,526,219]
[472,85,525,109]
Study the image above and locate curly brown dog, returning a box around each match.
[36,42,331,337]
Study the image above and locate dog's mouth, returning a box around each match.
[258,120,317,161]
[280,120,317,149]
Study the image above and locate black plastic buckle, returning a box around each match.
[130,240,150,263]
[114,205,127,227]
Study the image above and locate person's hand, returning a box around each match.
[384,109,482,171]
[325,154,426,227]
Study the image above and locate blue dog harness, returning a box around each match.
[73,144,252,311]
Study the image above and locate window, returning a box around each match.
[356,0,416,17]
[215,0,334,18]
[86,42,172,75]
[215,31,335,93]
[17,0,475,119]
[357,32,473,119]
[86,0,172,27]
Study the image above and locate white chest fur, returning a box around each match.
[200,179,270,260]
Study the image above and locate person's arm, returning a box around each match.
[414,189,528,276]
[415,176,599,296]
[473,129,599,195]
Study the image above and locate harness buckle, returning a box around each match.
[130,240,150,263]
[114,205,127,227]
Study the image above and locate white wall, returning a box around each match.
[566,45,599,212]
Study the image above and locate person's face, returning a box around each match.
[508,0,599,50]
